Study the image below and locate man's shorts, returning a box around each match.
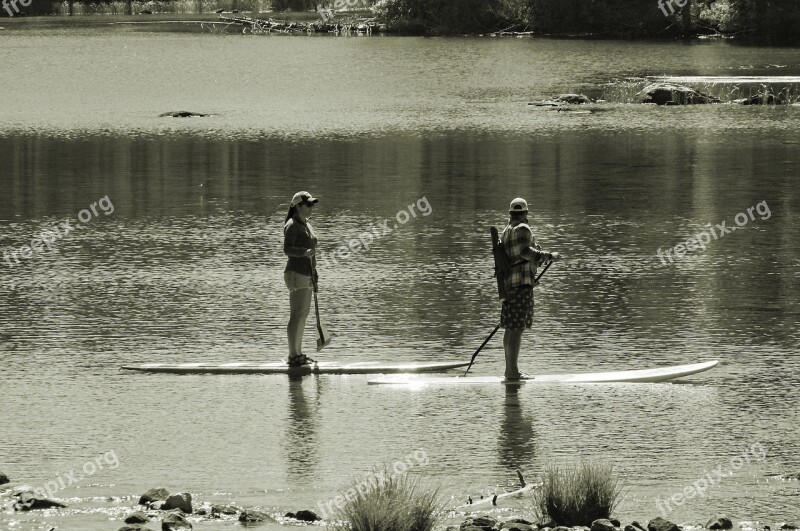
[500,285,534,330]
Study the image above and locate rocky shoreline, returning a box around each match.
[2,472,798,530]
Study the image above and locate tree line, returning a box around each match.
[4,0,799,44]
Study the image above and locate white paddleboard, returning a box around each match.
[120,360,470,375]
[368,360,719,385]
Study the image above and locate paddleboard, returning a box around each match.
[120,360,470,375]
[368,360,719,385]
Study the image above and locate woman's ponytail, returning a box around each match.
[285,205,296,224]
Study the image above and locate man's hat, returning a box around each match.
[291,191,319,207]
[509,197,528,213]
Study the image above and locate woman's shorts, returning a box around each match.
[500,285,534,330]
[284,271,313,292]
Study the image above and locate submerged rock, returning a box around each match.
[13,491,66,511]
[626,522,647,531]
[125,511,150,524]
[210,504,240,516]
[0,472,9,486]
[707,516,733,529]
[139,488,170,506]
[159,111,209,118]
[162,492,192,514]
[285,509,320,522]
[239,509,277,523]
[553,93,593,104]
[162,511,192,530]
[637,83,720,105]
[118,526,154,531]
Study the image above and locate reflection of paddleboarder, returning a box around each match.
[498,198,561,380]
[283,191,319,367]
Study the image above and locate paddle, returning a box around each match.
[310,257,332,351]
[463,260,554,376]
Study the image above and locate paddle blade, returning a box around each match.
[316,323,332,350]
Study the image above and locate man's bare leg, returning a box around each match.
[504,328,524,379]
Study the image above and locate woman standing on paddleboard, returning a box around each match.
[283,191,319,367]
[500,197,561,380]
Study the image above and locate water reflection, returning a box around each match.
[284,375,322,482]
[497,383,537,473]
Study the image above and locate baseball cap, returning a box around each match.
[509,197,528,213]
[291,191,319,207]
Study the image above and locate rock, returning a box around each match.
[210,504,239,516]
[149,500,165,510]
[125,511,150,524]
[627,524,647,531]
[238,509,276,523]
[162,512,192,530]
[162,493,192,514]
[630,522,647,531]
[648,517,681,531]
[592,519,617,531]
[214,7,224,12]
[553,527,572,531]
[461,515,499,530]
[285,509,320,522]
[503,523,535,531]
[736,92,785,105]
[554,94,593,104]
[13,491,67,511]
[0,472,9,486]
[118,526,154,531]
[158,111,209,118]
[780,525,797,530]
[139,488,170,506]
[611,520,621,528]
[636,83,720,105]
[706,517,733,529]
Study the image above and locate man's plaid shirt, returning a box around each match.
[500,220,549,290]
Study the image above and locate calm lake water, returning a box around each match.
[1,21,799,531]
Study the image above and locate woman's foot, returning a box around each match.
[287,354,313,367]
[504,372,533,381]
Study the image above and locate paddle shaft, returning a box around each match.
[463,260,554,376]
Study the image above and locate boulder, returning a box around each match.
[125,511,150,524]
[285,509,320,522]
[648,517,681,531]
[592,519,617,531]
[611,520,621,528]
[636,83,720,105]
[706,517,733,529]
[0,472,9,486]
[162,512,192,530]
[238,509,277,523]
[162,493,192,514]
[139,488,170,506]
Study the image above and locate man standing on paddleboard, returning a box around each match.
[499,198,561,380]
[283,191,319,367]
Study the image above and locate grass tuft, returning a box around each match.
[528,461,624,527]
[329,468,442,531]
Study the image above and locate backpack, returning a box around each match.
[490,226,511,300]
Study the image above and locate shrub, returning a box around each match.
[329,469,442,531]
[528,461,623,527]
